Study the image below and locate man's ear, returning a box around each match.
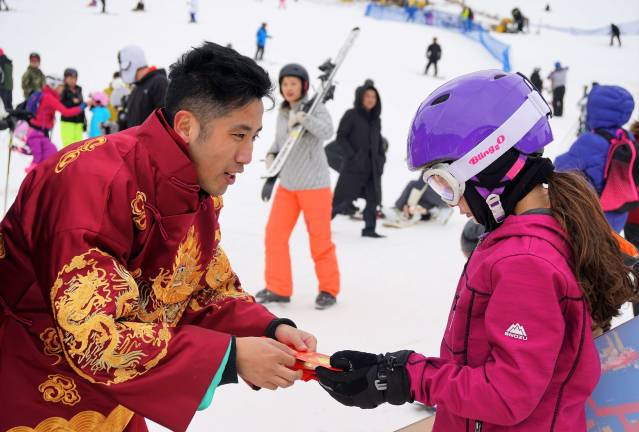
[173,110,201,144]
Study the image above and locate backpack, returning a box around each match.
[599,128,639,212]
[26,91,43,116]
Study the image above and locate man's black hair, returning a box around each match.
[165,42,273,127]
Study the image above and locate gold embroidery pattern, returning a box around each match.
[51,249,171,385]
[212,195,224,211]
[0,231,5,259]
[54,136,108,174]
[7,405,134,432]
[190,246,252,312]
[129,268,142,279]
[38,374,80,406]
[40,327,63,366]
[150,226,204,305]
[130,192,147,231]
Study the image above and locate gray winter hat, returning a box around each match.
[118,45,147,84]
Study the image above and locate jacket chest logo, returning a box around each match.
[505,323,528,340]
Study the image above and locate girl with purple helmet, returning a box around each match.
[316,70,636,431]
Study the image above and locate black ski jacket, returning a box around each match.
[60,84,85,123]
[125,68,168,129]
[426,43,441,61]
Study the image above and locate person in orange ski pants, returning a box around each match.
[256,63,340,309]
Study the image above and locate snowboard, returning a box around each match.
[585,315,639,431]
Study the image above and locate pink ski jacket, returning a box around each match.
[407,213,600,431]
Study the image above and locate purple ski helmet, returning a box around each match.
[407,70,553,170]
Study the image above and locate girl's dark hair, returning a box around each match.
[547,171,637,327]
[165,42,273,125]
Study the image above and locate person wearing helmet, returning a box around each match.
[25,74,85,171]
[117,44,168,129]
[256,63,340,310]
[87,90,111,137]
[21,52,45,100]
[316,70,636,431]
[59,67,86,146]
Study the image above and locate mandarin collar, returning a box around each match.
[137,109,201,190]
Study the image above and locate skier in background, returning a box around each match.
[25,74,84,171]
[59,68,85,147]
[188,0,198,23]
[547,61,567,116]
[529,67,542,92]
[610,23,621,46]
[0,48,13,109]
[87,91,111,138]
[555,84,636,232]
[255,22,271,61]
[256,63,340,310]
[332,79,386,238]
[117,45,168,129]
[315,70,636,431]
[21,52,45,100]
[424,37,441,77]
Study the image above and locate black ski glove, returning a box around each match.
[315,350,414,409]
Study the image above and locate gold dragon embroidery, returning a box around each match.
[55,136,108,174]
[150,226,204,305]
[51,249,171,385]
[130,192,147,231]
[38,374,80,406]
[189,246,252,312]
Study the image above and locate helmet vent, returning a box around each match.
[430,93,450,106]
[493,74,506,80]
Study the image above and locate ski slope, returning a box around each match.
[1,1,638,431]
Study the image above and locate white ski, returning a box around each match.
[262,27,360,181]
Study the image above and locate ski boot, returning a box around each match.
[255,288,290,304]
[315,291,336,310]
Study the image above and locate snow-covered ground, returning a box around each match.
[1,0,638,431]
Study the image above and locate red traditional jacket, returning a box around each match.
[0,110,277,431]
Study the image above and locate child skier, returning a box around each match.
[316,70,636,431]
[59,68,85,146]
[87,91,111,138]
[26,75,84,171]
[256,63,340,310]
[555,84,636,232]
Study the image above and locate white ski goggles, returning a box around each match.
[421,90,551,207]
[423,164,465,206]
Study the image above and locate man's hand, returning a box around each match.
[274,324,317,352]
[236,337,302,390]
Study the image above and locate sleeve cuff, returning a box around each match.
[264,318,296,339]
[219,336,238,386]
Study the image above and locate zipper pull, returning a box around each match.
[474,420,483,432]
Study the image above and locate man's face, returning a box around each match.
[29,59,40,68]
[362,89,377,112]
[64,76,77,87]
[187,99,264,196]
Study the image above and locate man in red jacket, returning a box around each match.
[0,43,315,431]
[25,74,84,171]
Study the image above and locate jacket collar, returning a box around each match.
[137,108,201,192]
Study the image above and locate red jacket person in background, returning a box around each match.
[0,42,315,432]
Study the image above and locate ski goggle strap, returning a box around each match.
[448,91,550,183]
